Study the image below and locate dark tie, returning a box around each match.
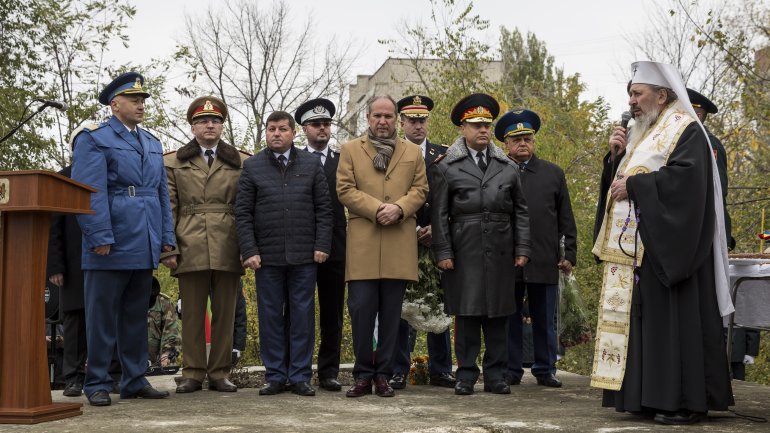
[130,130,138,140]
[205,149,214,167]
[278,154,287,167]
[476,151,487,172]
[519,162,526,172]
[312,150,324,165]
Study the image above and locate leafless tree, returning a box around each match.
[178,0,360,152]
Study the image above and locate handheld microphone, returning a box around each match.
[35,99,69,112]
[612,112,632,163]
[620,111,632,128]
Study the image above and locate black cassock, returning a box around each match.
[594,122,733,414]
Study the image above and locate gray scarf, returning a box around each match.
[367,128,396,172]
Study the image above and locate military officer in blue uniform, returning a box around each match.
[390,95,456,390]
[72,71,177,406]
[496,109,577,389]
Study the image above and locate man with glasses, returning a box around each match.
[496,109,577,389]
[294,98,347,391]
[164,96,248,394]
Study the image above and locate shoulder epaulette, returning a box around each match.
[163,150,177,157]
[440,143,448,148]
[159,292,171,299]
[434,154,447,164]
[141,128,160,142]
[239,149,253,157]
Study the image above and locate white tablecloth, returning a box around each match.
[728,261,770,328]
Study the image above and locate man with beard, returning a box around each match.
[431,93,530,396]
[295,98,347,391]
[164,96,247,394]
[390,95,455,390]
[337,95,428,397]
[236,111,333,397]
[592,61,733,425]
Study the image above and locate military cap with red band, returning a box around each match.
[186,96,228,124]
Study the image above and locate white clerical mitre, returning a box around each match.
[630,60,732,317]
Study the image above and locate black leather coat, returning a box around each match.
[431,138,530,317]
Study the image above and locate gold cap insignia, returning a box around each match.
[133,78,142,89]
[413,96,422,105]
[204,100,214,111]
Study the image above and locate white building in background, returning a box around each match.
[339,58,503,142]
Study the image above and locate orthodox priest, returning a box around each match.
[592,61,733,425]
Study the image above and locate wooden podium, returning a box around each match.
[0,170,94,424]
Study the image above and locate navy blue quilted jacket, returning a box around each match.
[235,146,333,265]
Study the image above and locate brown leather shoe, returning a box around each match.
[208,378,237,392]
[345,378,372,397]
[374,375,395,397]
[175,378,203,394]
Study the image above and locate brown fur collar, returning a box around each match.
[177,139,242,168]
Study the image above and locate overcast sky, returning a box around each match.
[110,0,685,117]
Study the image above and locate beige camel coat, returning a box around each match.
[336,135,428,282]
[163,140,249,274]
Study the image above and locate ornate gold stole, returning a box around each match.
[590,105,694,390]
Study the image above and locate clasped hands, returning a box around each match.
[376,203,402,226]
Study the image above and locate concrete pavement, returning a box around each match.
[2,369,769,432]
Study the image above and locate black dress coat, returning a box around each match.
[46,166,85,312]
[597,122,733,413]
[416,140,447,228]
[304,147,347,262]
[515,155,577,285]
[431,139,530,318]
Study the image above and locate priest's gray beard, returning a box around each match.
[627,104,662,148]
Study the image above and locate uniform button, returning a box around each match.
[385,176,390,181]
[485,250,491,255]
[482,207,488,212]
[285,209,289,212]
[483,229,488,234]
[482,185,487,189]
[384,195,390,201]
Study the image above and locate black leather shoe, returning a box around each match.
[175,378,202,393]
[259,381,286,396]
[63,381,83,397]
[319,377,342,391]
[503,373,521,386]
[454,381,475,395]
[208,378,237,392]
[389,373,406,390]
[536,374,562,388]
[483,380,511,394]
[291,381,316,396]
[346,378,372,397]
[374,375,395,397]
[87,390,111,406]
[430,372,457,388]
[654,411,706,425]
[121,384,170,399]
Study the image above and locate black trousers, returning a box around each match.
[455,315,508,384]
[348,279,406,379]
[316,260,346,379]
[62,309,87,383]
